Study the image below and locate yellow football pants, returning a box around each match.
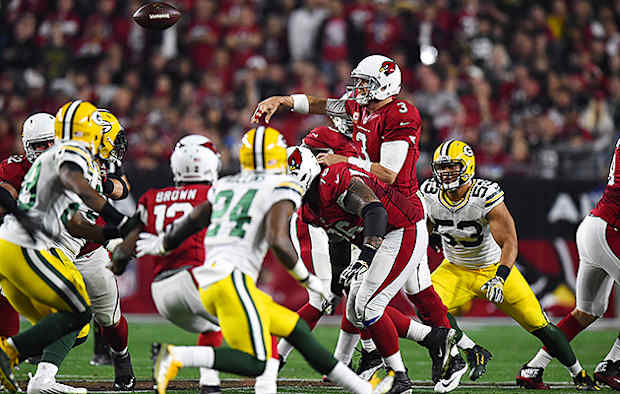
[200,270,299,361]
[0,239,90,323]
[432,259,548,332]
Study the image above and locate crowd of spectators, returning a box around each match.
[1,0,620,186]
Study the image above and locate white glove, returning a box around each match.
[321,292,341,315]
[480,276,505,304]
[105,238,123,254]
[136,232,167,257]
[303,274,331,304]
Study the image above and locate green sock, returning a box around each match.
[447,313,464,342]
[213,348,266,377]
[12,308,91,359]
[40,331,78,367]
[286,319,338,375]
[532,324,577,367]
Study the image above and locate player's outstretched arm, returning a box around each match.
[251,95,328,123]
[339,177,388,286]
[110,224,143,275]
[481,202,518,304]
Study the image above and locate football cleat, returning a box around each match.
[434,353,467,393]
[386,369,412,394]
[357,349,384,381]
[89,352,112,366]
[594,360,620,389]
[112,352,136,391]
[27,373,87,394]
[152,343,183,394]
[0,337,18,393]
[516,364,550,389]
[371,369,395,394]
[573,369,600,391]
[199,385,222,394]
[421,327,456,383]
[463,344,493,381]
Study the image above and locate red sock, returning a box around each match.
[297,303,323,330]
[542,313,584,352]
[360,328,372,340]
[386,306,411,338]
[408,286,450,328]
[198,330,223,347]
[271,336,279,360]
[101,315,129,353]
[366,313,400,357]
[0,295,19,337]
[340,313,360,334]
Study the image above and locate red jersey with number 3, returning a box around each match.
[592,138,620,228]
[301,162,424,246]
[302,126,360,158]
[345,99,422,198]
[0,154,31,191]
[137,184,211,276]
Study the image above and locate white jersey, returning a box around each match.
[0,141,102,260]
[196,171,303,286]
[419,178,504,269]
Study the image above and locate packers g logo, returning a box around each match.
[463,145,474,157]
[92,111,112,134]
[287,147,302,173]
[379,61,396,76]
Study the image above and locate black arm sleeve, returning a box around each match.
[106,174,129,200]
[0,186,17,213]
[361,201,388,238]
[163,213,204,251]
[328,235,351,295]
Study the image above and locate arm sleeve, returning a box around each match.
[380,140,409,174]
[483,183,505,215]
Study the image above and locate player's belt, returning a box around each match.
[153,265,195,282]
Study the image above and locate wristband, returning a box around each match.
[103,226,121,240]
[496,264,511,281]
[102,178,115,195]
[347,157,372,172]
[291,94,309,114]
[101,201,125,226]
[289,259,310,282]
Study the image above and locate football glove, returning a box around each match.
[480,276,505,304]
[321,292,341,315]
[339,259,369,287]
[108,243,133,275]
[429,233,443,253]
[136,232,167,257]
[302,274,332,303]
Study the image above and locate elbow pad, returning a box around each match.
[361,201,388,238]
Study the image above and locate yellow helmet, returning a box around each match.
[95,109,128,161]
[55,100,103,156]
[240,126,287,173]
[432,139,475,190]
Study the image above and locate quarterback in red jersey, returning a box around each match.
[0,113,56,340]
[519,138,620,390]
[288,147,456,393]
[112,134,225,393]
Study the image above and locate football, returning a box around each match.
[132,2,181,30]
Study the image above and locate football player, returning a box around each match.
[420,139,598,391]
[287,146,453,394]
[519,137,620,390]
[111,134,225,393]
[252,55,454,389]
[128,126,394,394]
[0,113,57,344]
[0,100,132,393]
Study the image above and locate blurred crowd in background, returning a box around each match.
[1,0,620,183]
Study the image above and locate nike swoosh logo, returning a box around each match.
[335,174,339,184]
[438,348,443,358]
[400,121,410,126]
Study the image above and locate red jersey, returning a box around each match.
[345,99,422,199]
[301,162,424,246]
[592,138,620,228]
[302,126,360,157]
[137,184,211,277]
[0,154,31,191]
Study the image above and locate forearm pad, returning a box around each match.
[361,201,388,238]
[101,201,125,226]
[163,213,204,251]
[106,174,129,200]
[0,186,17,213]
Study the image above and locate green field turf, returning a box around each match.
[12,318,617,393]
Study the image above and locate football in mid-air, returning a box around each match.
[132,2,181,30]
